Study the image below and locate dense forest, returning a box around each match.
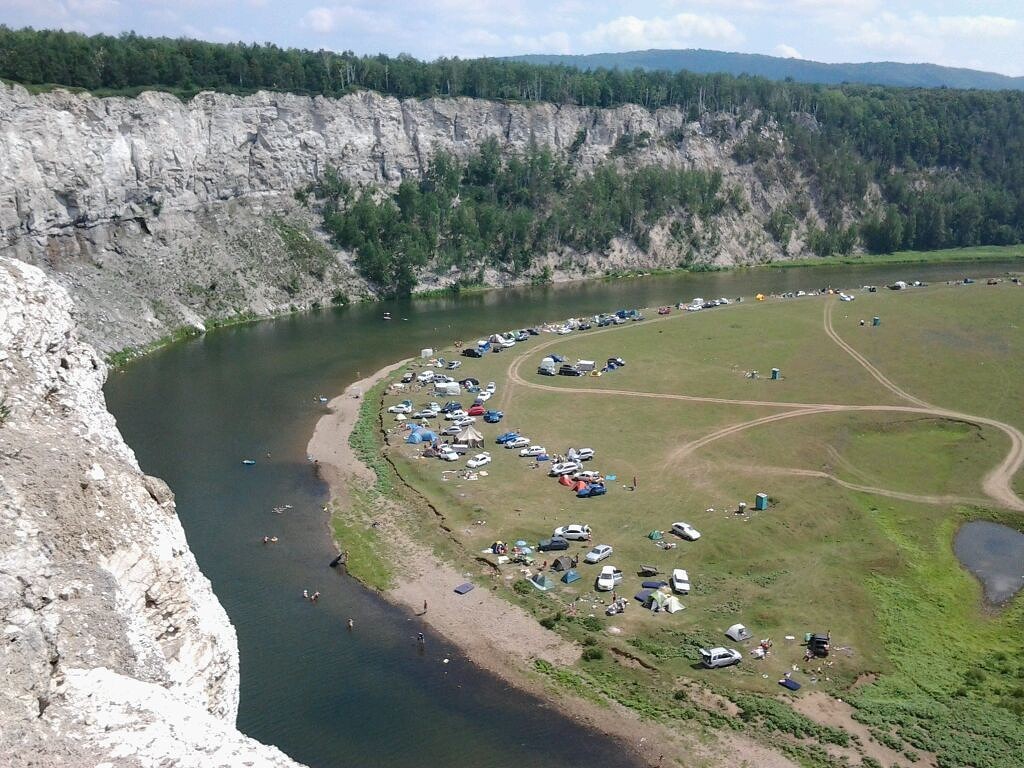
[305,140,727,295]
[3,26,1024,291]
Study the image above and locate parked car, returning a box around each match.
[439,401,462,414]
[447,360,462,369]
[453,417,476,427]
[505,437,530,449]
[671,522,701,540]
[572,470,602,483]
[425,402,442,413]
[486,381,497,393]
[554,524,591,541]
[670,568,691,595]
[527,328,540,336]
[467,405,485,416]
[444,409,468,421]
[400,372,415,383]
[578,321,592,330]
[387,401,413,414]
[437,448,459,462]
[537,537,570,552]
[462,347,483,358]
[519,445,546,457]
[550,354,566,363]
[412,410,437,419]
[606,357,625,368]
[440,425,462,436]
[558,364,583,376]
[596,565,623,592]
[700,647,742,669]
[466,452,491,469]
[584,544,613,564]
[575,448,595,461]
[513,330,529,342]
[549,461,582,476]
[577,484,607,498]
[495,432,520,444]
[484,410,504,423]
[475,391,492,402]
[416,371,435,383]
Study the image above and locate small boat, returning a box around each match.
[383,312,392,320]
[242,459,256,466]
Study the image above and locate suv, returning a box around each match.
[558,364,582,376]
[462,347,483,358]
[700,647,742,669]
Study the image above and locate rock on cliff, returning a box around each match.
[0,83,810,354]
[0,257,301,766]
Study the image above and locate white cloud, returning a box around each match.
[302,6,337,34]
[773,43,803,59]
[582,13,743,51]
[852,12,1020,60]
[509,30,572,54]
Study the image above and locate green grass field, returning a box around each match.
[377,281,1024,766]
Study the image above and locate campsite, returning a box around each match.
[375,279,1024,767]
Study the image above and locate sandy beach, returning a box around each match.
[307,358,796,768]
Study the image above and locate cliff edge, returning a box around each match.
[0,257,301,766]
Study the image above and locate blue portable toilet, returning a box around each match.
[770,368,780,380]
[755,493,769,511]
[872,316,881,327]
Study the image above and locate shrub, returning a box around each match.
[582,647,604,661]
[512,579,532,595]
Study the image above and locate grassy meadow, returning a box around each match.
[374,281,1024,766]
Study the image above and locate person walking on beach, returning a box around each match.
[422,599,428,614]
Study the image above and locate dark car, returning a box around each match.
[526,328,540,336]
[578,322,592,330]
[401,371,415,383]
[606,357,625,367]
[462,348,483,358]
[439,401,462,414]
[559,364,583,376]
[513,330,529,342]
[577,483,607,498]
[483,410,504,423]
[537,536,570,552]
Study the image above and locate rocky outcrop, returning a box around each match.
[0,83,808,354]
[0,257,301,766]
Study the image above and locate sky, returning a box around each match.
[2,0,1023,77]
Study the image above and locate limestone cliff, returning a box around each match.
[0,83,812,354]
[0,257,301,767]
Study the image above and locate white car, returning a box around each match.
[549,461,582,477]
[505,437,530,449]
[425,402,442,413]
[584,544,613,564]
[440,425,462,436]
[519,445,546,457]
[670,568,690,595]
[416,371,435,383]
[717,297,731,305]
[444,409,468,421]
[475,391,492,402]
[575,448,595,461]
[438,448,459,462]
[466,453,491,469]
[453,417,476,427]
[596,565,623,592]
[572,470,602,483]
[447,360,462,370]
[839,293,855,302]
[387,403,413,414]
[554,524,591,541]
[671,522,702,541]
[486,382,497,393]
[412,410,437,419]
[700,647,742,669]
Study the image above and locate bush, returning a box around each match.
[582,647,604,661]
[512,579,532,595]
[579,616,603,632]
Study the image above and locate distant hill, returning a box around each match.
[508,49,1024,91]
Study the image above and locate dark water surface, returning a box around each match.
[954,521,1024,604]
[104,260,1020,767]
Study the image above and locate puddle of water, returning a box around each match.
[953,520,1024,605]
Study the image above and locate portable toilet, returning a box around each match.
[872,316,881,327]
[420,347,434,358]
[755,492,769,511]
[770,368,780,380]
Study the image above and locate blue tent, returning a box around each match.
[406,428,438,444]
[561,569,581,584]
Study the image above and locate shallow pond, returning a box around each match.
[954,520,1024,604]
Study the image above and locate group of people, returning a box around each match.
[302,589,321,602]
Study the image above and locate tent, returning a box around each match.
[573,480,588,492]
[663,596,684,613]
[460,378,480,387]
[561,569,581,584]
[647,530,664,541]
[646,590,684,613]
[726,624,752,642]
[558,474,574,487]
[552,556,573,572]
[530,574,556,591]
[756,293,765,301]
[405,429,438,444]
[456,425,484,448]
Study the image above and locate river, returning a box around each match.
[104,259,1020,767]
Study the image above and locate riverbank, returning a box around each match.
[306,357,799,768]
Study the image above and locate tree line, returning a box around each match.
[3,26,1024,265]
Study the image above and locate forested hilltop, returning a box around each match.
[3,26,1024,298]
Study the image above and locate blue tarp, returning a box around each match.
[779,678,801,691]
[642,580,668,589]
[634,589,654,603]
[454,582,475,594]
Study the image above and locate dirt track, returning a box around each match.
[504,298,1024,511]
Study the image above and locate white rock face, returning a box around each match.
[0,83,809,354]
[0,257,301,766]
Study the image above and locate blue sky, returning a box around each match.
[3,0,1023,76]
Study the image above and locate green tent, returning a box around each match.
[647,530,664,541]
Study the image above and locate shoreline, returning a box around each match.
[306,356,797,768]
